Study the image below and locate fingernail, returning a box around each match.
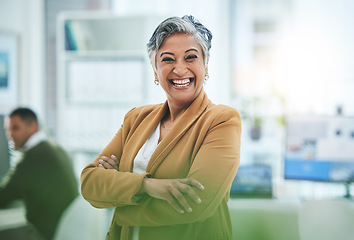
[200,185,204,190]
[99,159,103,163]
[187,207,192,212]
[197,198,201,204]
[180,210,184,214]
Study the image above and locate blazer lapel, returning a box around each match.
[119,102,168,172]
[146,89,211,175]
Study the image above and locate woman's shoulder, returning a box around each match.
[124,103,163,120]
[204,103,241,120]
[195,103,241,131]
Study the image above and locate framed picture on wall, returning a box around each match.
[0,32,19,110]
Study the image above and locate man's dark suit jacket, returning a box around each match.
[0,141,78,239]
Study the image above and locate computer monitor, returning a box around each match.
[0,115,10,181]
[283,115,354,198]
[230,164,272,198]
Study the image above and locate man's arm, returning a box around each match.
[0,163,24,208]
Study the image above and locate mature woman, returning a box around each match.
[81,15,241,240]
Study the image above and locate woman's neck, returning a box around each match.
[161,102,188,130]
[167,101,189,122]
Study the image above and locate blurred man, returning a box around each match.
[0,107,78,240]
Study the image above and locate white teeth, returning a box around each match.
[172,78,191,86]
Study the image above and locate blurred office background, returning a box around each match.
[1,0,354,239]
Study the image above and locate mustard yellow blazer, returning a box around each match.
[81,90,241,240]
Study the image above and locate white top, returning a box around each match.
[132,123,160,240]
[132,123,160,174]
[10,131,48,167]
[23,131,47,151]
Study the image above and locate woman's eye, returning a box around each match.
[162,57,174,62]
[186,55,197,61]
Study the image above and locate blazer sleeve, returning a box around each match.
[80,109,150,209]
[114,108,241,226]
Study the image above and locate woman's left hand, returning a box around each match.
[139,178,204,214]
[98,155,119,170]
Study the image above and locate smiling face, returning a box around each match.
[155,33,207,109]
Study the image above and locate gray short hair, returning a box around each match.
[147,15,212,70]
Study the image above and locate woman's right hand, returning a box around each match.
[140,178,204,214]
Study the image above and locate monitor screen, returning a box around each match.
[230,164,272,198]
[284,115,354,182]
[0,115,10,181]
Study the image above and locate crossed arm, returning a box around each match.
[98,154,204,214]
[81,108,241,226]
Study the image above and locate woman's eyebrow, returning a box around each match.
[160,52,174,57]
[160,48,199,57]
[185,48,199,54]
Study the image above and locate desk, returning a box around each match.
[0,204,26,231]
[228,198,301,240]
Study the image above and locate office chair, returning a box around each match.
[298,199,354,240]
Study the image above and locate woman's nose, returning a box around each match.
[173,61,188,76]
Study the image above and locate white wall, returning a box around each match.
[0,0,45,120]
[289,0,354,115]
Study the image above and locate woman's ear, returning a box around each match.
[153,72,160,85]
